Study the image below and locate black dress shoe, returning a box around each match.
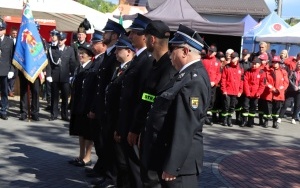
[205,118,212,126]
[85,168,94,173]
[0,114,8,120]
[31,116,40,121]
[19,114,27,120]
[86,171,101,178]
[68,158,81,164]
[49,117,57,121]
[73,159,92,167]
[91,177,105,185]
[44,106,51,111]
[61,117,70,121]
[93,179,116,188]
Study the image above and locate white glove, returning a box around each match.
[8,72,14,79]
[46,77,53,83]
[69,77,73,84]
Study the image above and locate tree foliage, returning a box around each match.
[284,18,300,26]
[77,0,118,13]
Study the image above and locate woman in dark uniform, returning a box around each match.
[68,43,95,167]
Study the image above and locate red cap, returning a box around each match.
[272,56,281,62]
[258,53,268,60]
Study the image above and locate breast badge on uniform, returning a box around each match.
[190,97,199,110]
[179,72,185,78]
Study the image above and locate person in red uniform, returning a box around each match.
[202,46,221,125]
[220,52,244,127]
[241,57,266,127]
[257,53,270,125]
[260,56,289,128]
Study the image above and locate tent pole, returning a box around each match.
[240,37,244,58]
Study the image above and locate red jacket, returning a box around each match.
[202,56,221,85]
[260,67,289,101]
[221,63,243,95]
[272,68,289,101]
[284,57,296,71]
[244,68,266,98]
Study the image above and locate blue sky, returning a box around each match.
[105,0,300,19]
[265,0,299,19]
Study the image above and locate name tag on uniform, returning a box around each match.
[142,93,156,103]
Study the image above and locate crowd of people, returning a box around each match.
[203,41,300,129]
[1,13,300,188]
[65,16,211,188]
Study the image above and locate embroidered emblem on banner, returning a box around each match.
[190,97,199,109]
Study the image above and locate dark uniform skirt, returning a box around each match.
[69,114,94,141]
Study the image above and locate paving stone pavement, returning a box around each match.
[1,98,300,188]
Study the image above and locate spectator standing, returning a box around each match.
[271,49,276,58]
[288,61,300,124]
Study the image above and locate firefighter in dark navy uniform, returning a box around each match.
[141,24,211,188]
[88,19,126,188]
[83,30,107,178]
[0,19,14,120]
[105,34,136,187]
[130,20,177,187]
[46,32,76,121]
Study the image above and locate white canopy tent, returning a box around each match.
[256,22,300,44]
[0,0,120,31]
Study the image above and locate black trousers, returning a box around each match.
[262,100,282,120]
[50,82,69,118]
[236,94,245,112]
[211,86,223,113]
[19,74,40,117]
[116,141,142,188]
[279,90,294,118]
[0,76,9,114]
[208,86,217,111]
[221,95,237,116]
[258,98,265,115]
[243,97,258,116]
[8,77,16,93]
[45,80,51,104]
[91,118,104,174]
[292,92,300,119]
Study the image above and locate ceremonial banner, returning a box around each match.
[12,3,48,83]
